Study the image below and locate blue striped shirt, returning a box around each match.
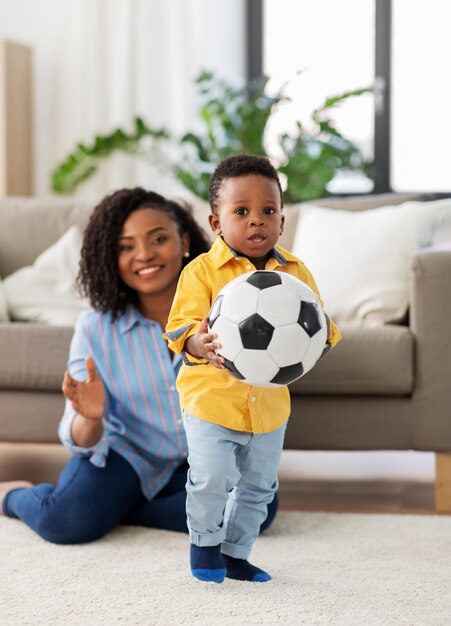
[58,307,187,500]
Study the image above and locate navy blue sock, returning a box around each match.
[190,544,226,583]
[223,555,271,582]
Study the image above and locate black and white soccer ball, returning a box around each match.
[208,270,328,388]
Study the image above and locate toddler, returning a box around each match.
[165,154,341,583]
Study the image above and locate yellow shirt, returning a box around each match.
[164,236,341,433]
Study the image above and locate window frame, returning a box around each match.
[246,0,450,197]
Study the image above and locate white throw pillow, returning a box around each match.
[291,199,451,325]
[3,226,89,325]
[432,211,451,246]
[0,274,10,322]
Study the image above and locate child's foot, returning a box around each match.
[223,555,271,582]
[190,544,226,583]
[0,481,33,515]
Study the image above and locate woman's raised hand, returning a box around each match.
[62,356,105,420]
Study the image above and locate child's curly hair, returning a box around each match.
[208,153,284,213]
[77,187,210,320]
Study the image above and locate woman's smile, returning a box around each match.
[135,264,163,278]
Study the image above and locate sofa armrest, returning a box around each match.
[410,245,451,428]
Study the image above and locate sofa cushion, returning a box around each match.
[0,274,9,322]
[289,323,414,396]
[0,322,413,396]
[0,324,73,391]
[432,211,451,245]
[291,198,451,325]
[277,193,434,251]
[0,198,93,278]
[3,226,89,325]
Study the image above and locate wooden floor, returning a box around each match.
[278,478,436,515]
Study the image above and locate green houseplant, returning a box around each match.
[51,71,373,203]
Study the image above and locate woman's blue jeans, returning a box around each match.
[3,450,278,544]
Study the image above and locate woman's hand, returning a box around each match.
[185,317,225,369]
[62,356,105,420]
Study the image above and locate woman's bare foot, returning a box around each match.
[0,481,33,515]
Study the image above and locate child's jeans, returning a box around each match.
[183,411,287,560]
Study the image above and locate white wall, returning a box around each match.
[0,0,246,199]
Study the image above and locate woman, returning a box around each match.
[0,188,277,544]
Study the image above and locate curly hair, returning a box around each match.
[77,187,210,320]
[208,153,284,213]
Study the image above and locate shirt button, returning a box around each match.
[246,264,252,271]
[169,385,176,392]
[250,396,256,403]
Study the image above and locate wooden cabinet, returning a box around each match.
[0,39,33,196]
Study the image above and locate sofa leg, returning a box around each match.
[435,453,451,513]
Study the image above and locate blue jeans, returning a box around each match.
[3,449,278,544]
[184,412,287,560]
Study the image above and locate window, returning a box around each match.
[263,0,375,193]
[391,1,451,192]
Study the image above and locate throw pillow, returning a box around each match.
[3,225,89,325]
[291,198,451,325]
[431,211,451,246]
[0,274,10,322]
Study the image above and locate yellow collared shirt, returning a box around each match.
[164,236,341,434]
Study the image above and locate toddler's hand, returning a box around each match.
[185,317,225,369]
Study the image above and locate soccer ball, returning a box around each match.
[208,270,328,388]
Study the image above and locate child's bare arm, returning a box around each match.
[184,317,225,369]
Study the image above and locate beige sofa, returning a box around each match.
[1,193,451,508]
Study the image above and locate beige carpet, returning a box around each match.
[1,511,450,626]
